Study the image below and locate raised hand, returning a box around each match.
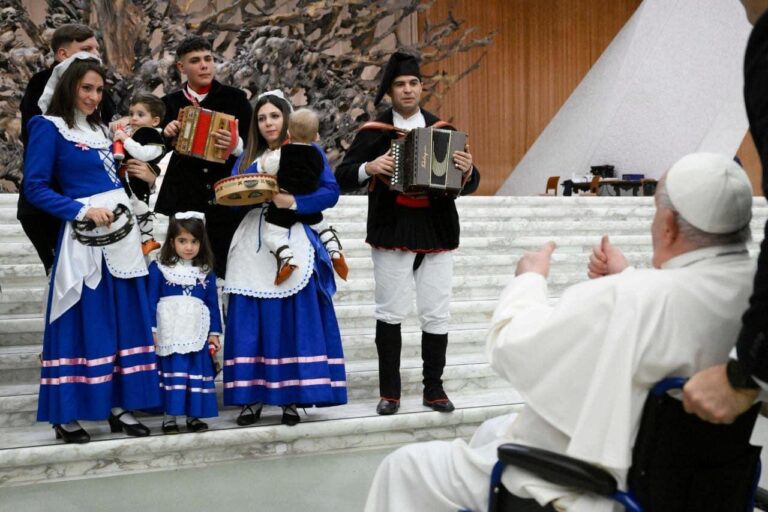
[516,241,557,277]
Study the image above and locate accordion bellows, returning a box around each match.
[391,127,467,197]
[175,106,238,163]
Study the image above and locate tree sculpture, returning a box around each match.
[0,0,493,191]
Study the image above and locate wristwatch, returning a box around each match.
[726,358,760,390]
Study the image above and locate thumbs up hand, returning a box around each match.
[587,235,629,279]
[516,241,557,278]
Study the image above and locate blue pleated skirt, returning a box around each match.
[37,260,161,425]
[223,229,347,407]
[157,349,218,418]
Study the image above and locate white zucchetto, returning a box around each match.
[665,152,753,234]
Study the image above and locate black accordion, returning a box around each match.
[390,127,467,197]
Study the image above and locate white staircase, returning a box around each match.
[0,193,766,488]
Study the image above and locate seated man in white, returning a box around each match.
[364,152,756,512]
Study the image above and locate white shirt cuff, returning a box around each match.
[358,163,370,184]
[729,347,768,395]
[232,137,244,157]
[208,331,221,337]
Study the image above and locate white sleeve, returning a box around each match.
[358,163,370,184]
[232,136,244,157]
[729,347,768,398]
[124,138,163,162]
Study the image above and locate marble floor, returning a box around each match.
[0,446,394,512]
[2,416,768,512]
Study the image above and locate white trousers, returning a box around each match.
[364,412,617,512]
[262,219,340,260]
[371,248,453,334]
[364,415,514,512]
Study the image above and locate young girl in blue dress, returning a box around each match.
[148,212,222,433]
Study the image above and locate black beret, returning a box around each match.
[374,51,422,106]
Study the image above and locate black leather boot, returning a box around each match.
[375,320,402,415]
[422,331,455,412]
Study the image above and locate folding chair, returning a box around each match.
[539,176,560,196]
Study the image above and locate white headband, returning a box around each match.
[258,89,294,112]
[38,51,103,113]
[174,211,206,223]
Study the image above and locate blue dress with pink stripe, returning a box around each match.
[222,151,347,407]
[147,261,220,418]
[25,115,161,425]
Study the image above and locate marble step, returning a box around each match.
[0,353,503,428]
[0,299,499,347]
[0,219,709,244]
[0,300,495,346]
[0,249,654,281]
[2,193,766,216]
[0,323,491,383]
[0,194,648,206]
[3,208,768,232]
[2,259,632,313]
[0,236,659,265]
[0,387,523,487]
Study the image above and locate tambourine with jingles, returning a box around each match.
[71,203,134,246]
[214,173,280,206]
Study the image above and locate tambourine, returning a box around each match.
[71,203,134,246]
[214,173,279,206]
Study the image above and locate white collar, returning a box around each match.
[393,109,425,130]
[43,114,111,149]
[661,244,749,270]
[156,261,208,286]
[185,84,209,103]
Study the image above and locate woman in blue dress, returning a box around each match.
[24,55,160,443]
[223,91,347,426]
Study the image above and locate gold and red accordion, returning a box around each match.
[175,106,238,164]
[390,127,467,197]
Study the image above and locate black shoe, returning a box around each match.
[108,411,150,437]
[186,417,208,432]
[236,403,263,426]
[423,395,455,413]
[281,404,301,426]
[53,424,91,444]
[376,398,400,415]
[162,420,180,435]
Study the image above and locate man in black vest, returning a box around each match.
[336,52,480,415]
[17,24,107,275]
[157,36,252,278]
[683,0,768,422]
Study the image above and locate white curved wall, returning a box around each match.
[497,0,752,196]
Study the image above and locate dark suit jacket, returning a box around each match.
[737,11,768,381]
[156,80,252,277]
[155,80,252,215]
[335,107,480,252]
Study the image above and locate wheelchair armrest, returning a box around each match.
[497,443,618,497]
[755,487,768,510]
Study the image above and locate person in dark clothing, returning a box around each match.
[156,36,252,278]
[682,0,768,422]
[335,51,480,416]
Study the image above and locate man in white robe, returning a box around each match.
[363,152,756,512]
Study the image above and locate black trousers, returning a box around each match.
[19,213,61,275]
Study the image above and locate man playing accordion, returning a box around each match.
[335,51,480,416]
